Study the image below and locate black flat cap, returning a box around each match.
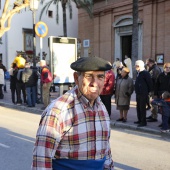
[70,57,112,71]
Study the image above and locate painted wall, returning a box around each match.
[0,0,78,69]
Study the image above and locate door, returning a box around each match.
[121,35,132,63]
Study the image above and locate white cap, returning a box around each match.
[40,60,46,67]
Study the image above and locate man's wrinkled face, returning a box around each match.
[74,71,105,104]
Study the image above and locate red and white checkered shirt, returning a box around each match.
[32,85,114,170]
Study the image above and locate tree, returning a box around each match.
[131,0,138,75]
[40,0,93,37]
[0,0,30,37]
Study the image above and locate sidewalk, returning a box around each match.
[0,80,169,136]
[110,93,166,135]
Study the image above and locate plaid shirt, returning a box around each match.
[32,86,114,170]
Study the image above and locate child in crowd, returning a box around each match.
[151,91,170,133]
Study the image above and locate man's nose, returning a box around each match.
[90,76,100,84]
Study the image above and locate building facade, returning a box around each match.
[78,0,170,66]
[0,0,78,69]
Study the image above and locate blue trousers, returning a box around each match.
[52,157,106,170]
[162,115,170,130]
[26,86,36,106]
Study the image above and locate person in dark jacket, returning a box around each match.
[14,67,26,105]
[0,60,7,72]
[154,62,170,127]
[154,63,170,97]
[134,60,153,127]
[151,91,170,133]
[145,58,162,122]
[22,63,38,107]
[9,63,17,104]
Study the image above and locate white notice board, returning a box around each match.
[49,37,77,84]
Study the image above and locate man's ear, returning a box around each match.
[73,72,79,85]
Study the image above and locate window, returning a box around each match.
[83,40,90,47]
[48,10,53,18]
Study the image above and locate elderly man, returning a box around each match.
[134,60,153,127]
[31,57,114,170]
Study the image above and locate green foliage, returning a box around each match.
[39,0,93,24]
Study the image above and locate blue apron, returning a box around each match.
[52,157,106,170]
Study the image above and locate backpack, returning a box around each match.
[17,69,24,82]
[5,71,10,80]
[47,70,53,82]
[42,67,53,82]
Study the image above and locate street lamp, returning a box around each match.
[30,0,39,67]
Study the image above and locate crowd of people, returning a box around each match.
[2,54,53,110]
[113,56,170,132]
[1,54,170,132]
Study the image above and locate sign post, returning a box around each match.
[35,21,48,60]
[34,21,48,103]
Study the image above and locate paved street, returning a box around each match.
[0,107,39,170]
[0,106,170,170]
[111,127,170,170]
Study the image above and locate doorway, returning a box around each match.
[121,35,132,62]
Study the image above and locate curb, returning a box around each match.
[0,102,42,114]
[110,122,170,137]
